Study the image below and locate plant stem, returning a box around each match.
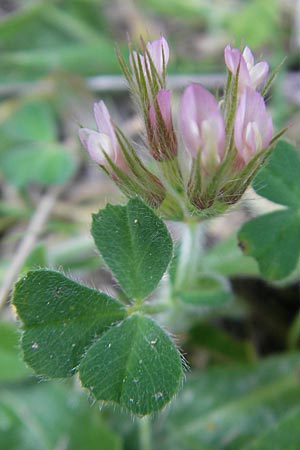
[138,416,152,450]
[174,220,206,291]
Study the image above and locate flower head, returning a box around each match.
[179,83,225,172]
[224,45,269,92]
[234,87,273,167]
[79,38,279,220]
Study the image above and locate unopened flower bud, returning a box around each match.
[234,87,273,168]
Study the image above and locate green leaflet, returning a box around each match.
[91,198,173,300]
[2,100,56,142]
[244,405,300,450]
[239,140,300,280]
[238,209,300,280]
[175,273,232,307]
[1,143,76,187]
[79,314,183,416]
[253,140,300,209]
[13,270,126,378]
[204,233,259,277]
[1,100,76,187]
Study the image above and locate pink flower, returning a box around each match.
[179,83,225,171]
[131,36,169,77]
[234,87,273,167]
[148,89,177,158]
[78,101,126,170]
[224,45,269,91]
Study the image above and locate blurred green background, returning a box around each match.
[0,1,300,449]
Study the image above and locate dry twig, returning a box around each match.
[0,184,65,312]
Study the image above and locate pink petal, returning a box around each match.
[224,45,240,74]
[179,84,202,157]
[78,127,96,149]
[249,61,269,88]
[179,83,225,160]
[146,36,169,75]
[245,122,259,154]
[225,44,269,93]
[233,93,247,153]
[234,87,273,164]
[149,89,172,130]
[79,127,118,166]
[224,45,251,88]
[242,46,254,69]
[93,101,119,157]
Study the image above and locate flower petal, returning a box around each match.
[93,101,118,154]
[146,36,169,75]
[249,62,269,88]
[179,83,225,162]
[149,89,172,129]
[234,87,273,164]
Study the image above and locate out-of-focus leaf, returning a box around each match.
[1,100,56,142]
[1,143,76,187]
[244,405,300,450]
[176,273,232,307]
[0,2,46,40]
[1,44,122,82]
[140,0,207,20]
[189,323,253,363]
[238,209,300,280]
[239,141,300,280]
[0,321,31,382]
[157,353,300,450]
[253,140,300,209]
[204,234,259,277]
[225,0,279,48]
[0,382,122,450]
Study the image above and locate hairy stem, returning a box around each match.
[138,416,152,450]
[174,220,206,291]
